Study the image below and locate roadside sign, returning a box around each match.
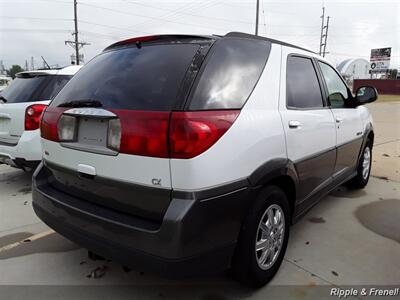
[370,47,391,72]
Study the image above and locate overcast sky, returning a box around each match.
[0,0,399,69]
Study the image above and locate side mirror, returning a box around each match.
[355,86,378,105]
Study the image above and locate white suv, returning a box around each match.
[0,66,81,169]
[32,33,377,286]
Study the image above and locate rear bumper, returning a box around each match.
[32,162,253,277]
[0,130,42,168]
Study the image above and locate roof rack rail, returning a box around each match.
[224,32,315,54]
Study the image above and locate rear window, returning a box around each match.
[1,75,71,103]
[50,44,201,111]
[40,76,72,100]
[187,38,270,110]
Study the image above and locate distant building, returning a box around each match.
[337,58,370,85]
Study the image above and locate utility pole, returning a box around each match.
[319,7,330,57]
[319,7,325,56]
[322,16,330,57]
[73,0,79,65]
[65,0,89,65]
[255,0,260,36]
[30,56,34,70]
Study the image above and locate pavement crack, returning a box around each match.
[284,258,335,285]
[374,138,400,147]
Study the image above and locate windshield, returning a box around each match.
[50,44,201,111]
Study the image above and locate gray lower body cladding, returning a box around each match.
[32,162,252,276]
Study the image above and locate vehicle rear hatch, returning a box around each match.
[40,36,215,223]
[0,72,71,145]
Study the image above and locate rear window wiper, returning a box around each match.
[0,95,8,103]
[58,99,103,108]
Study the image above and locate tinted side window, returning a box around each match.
[286,56,324,109]
[318,62,349,108]
[51,44,200,111]
[188,38,270,110]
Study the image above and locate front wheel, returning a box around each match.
[231,185,290,287]
[347,140,372,189]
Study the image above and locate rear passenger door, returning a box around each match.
[279,51,336,202]
[316,61,364,177]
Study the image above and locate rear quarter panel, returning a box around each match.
[170,44,287,190]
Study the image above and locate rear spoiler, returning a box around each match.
[16,71,56,78]
[103,34,216,52]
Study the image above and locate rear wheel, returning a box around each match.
[231,185,290,287]
[347,140,372,189]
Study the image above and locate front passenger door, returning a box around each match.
[317,61,364,178]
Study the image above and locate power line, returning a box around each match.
[79,20,149,35]
[79,2,233,32]
[123,0,253,25]
[127,0,224,30]
[0,16,72,21]
[123,0,208,29]
[0,28,70,33]
[134,0,320,29]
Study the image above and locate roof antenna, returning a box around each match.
[41,56,51,69]
[135,41,142,49]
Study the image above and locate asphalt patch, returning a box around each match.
[354,199,400,243]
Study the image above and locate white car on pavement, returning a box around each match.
[0,65,82,169]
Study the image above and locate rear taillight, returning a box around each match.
[113,110,170,158]
[169,110,240,158]
[40,107,67,141]
[58,115,77,142]
[112,109,239,159]
[40,107,240,159]
[25,104,47,131]
[107,118,121,151]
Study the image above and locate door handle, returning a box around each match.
[288,120,301,129]
[335,117,344,123]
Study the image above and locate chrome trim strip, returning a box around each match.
[64,108,116,118]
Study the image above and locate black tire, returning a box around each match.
[231,185,290,287]
[347,140,372,189]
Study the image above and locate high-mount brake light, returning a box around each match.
[25,104,47,131]
[104,35,160,51]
